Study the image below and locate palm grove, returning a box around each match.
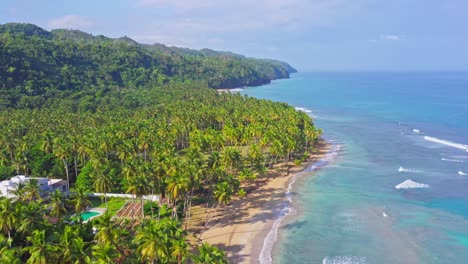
[0,23,321,263]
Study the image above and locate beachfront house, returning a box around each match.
[0,175,69,198]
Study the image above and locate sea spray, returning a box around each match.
[295,107,313,113]
[398,167,422,173]
[322,256,367,264]
[424,136,468,152]
[395,180,430,189]
[259,140,340,264]
[441,158,465,163]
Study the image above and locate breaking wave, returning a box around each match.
[458,171,467,176]
[323,256,367,264]
[398,167,422,173]
[228,88,244,92]
[259,141,340,264]
[395,179,430,189]
[295,107,313,113]
[424,136,468,152]
[441,158,465,163]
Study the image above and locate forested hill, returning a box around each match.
[0,23,296,109]
[0,23,320,263]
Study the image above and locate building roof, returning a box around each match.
[49,179,67,189]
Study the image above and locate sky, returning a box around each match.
[1,0,468,71]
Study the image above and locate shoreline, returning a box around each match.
[200,139,333,263]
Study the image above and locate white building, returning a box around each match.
[0,175,68,198]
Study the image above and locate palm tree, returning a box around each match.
[56,225,75,262]
[94,213,118,245]
[11,183,26,202]
[170,240,188,264]
[0,198,16,248]
[221,147,241,173]
[184,152,205,230]
[193,243,228,264]
[17,137,32,176]
[40,132,54,155]
[68,237,91,264]
[49,190,67,219]
[134,220,168,263]
[248,144,264,167]
[23,230,58,264]
[200,181,233,237]
[0,246,21,264]
[55,225,90,263]
[126,174,150,218]
[91,162,114,210]
[23,179,42,203]
[92,242,120,264]
[70,187,92,214]
[16,202,45,238]
[165,172,189,220]
[53,139,70,197]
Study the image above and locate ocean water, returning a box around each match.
[241,72,468,264]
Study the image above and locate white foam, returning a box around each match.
[398,167,422,173]
[424,136,468,152]
[395,179,430,189]
[323,256,367,264]
[295,107,312,113]
[229,88,244,92]
[458,171,467,176]
[441,158,465,163]
[413,129,421,133]
[382,211,388,218]
[259,141,340,264]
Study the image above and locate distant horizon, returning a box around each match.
[1,0,467,71]
[295,69,468,73]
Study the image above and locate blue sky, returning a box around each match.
[1,0,467,71]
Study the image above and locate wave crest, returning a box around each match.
[458,171,467,176]
[424,136,468,152]
[228,88,244,92]
[323,256,367,264]
[398,167,422,173]
[441,158,465,163]
[395,179,430,189]
[259,141,340,264]
[295,107,312,113]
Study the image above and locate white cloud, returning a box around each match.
[380,34,402,41]
[47,15,93,30]
[130,0,371,54]
[136,0,357,32]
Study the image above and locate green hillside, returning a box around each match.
[0,23,296,109]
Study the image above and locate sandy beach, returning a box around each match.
[199,140,331,263]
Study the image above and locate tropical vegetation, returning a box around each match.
[0,22,320,263]
[0,23,296,110]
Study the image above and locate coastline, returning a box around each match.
[200,139,332,263]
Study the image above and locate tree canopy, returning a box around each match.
[0,23,296,110]
[0,22,320,264]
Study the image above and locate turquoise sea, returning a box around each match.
[241,72,468,264]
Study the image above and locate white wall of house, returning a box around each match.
[0,175,68,198]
